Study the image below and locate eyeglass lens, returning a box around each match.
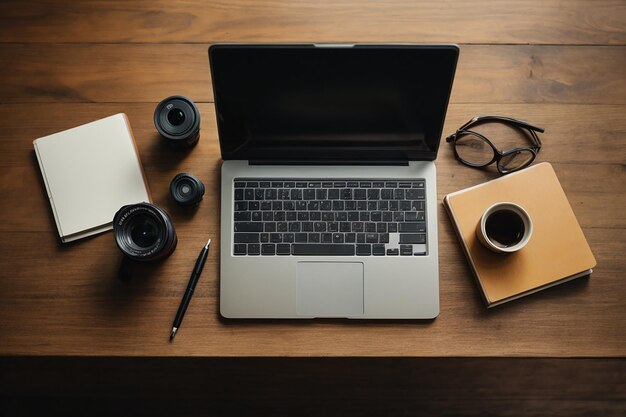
[454,133,494,166]
[498,149,534,172]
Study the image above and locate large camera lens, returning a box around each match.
[113,202,177,262]
[154,95,201,148]
[170,173,205,206]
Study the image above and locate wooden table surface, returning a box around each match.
[0,0,625,358]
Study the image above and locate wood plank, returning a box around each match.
[0,1,624,45]
[0,227,622,357]
[1,44,625,104]
[1,102,624,232]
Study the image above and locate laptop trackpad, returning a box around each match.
[296,262,364,317]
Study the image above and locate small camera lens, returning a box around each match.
[113,203,177,262]
[170,173,205,206]
[167,108,186,126]
[154,96,201,148]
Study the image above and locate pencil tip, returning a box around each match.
[170,327,177,340]
[205,238,211,248]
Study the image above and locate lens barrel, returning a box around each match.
[154,95,201,148]
[113,202,177,262]
[170,173,205,206]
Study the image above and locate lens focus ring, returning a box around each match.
[113,203,177,262]
[154,95,201,148]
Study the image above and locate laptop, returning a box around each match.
[209,44,459,319]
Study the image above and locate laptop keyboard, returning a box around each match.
[232,178,427,256]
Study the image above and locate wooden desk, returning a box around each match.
[0,1,624,414]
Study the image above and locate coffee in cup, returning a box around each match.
[476,202,532,253]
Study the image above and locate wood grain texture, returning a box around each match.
[1,44,625,104]
[0,0,624,45]
[0,98,624,356]
[0,1,625,361]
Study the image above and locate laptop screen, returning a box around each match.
[209,44,458,162]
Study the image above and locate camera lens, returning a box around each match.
[113,203,177,262]
[167,108,186,126]
[154,95,201,148]
[170,173,205,206]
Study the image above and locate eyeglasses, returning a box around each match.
[446,115,544,175]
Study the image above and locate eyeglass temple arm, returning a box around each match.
[446,115,544,147]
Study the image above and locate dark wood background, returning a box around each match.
[0,1,625,415]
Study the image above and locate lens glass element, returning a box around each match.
[498,149,535,172]
[129,217,160,248]
[454,133,494,166]
[167,108,186,126]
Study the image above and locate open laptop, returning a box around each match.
[209,44,459,319]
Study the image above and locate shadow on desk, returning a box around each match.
[1,356,624,417]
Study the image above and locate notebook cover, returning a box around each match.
[444,163,596,306]
[33,113,151,243]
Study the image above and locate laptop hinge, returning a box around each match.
[249,160,409,166]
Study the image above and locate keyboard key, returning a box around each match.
[373,181,385,188]
[283,233,294,243]
[345,233,356,243]
[270,233,282,243]
[261,244,275,255]
[365,223,376,232]
[365,233,378,243]
[265,222,277,232]
[356,244,372,256]
[234,212,251,221]
[260,181,271,187]
[234,233,260,243]
[277,244,291,255]
[411,201,425,211]
[341,189,353,200]
[386,248,399,256]
[373,244,385,256]
[248,244,260,255]
[296,201,307,210]
[394,189,404,200]
[234,222,263,232]
[292,244,355,256]
[320,201,332,210]
[260,233,269,243]
[277,222,288,232]
[379,233,389,243]
[304,189,316,200]
[333,233,344,243]
[288,222,301,232]
[246,181,259,187]
[399,233,426,244]
[261,201,272,210]
[334,181,346,187]
[235,182,246,188]
[302,222,314,232]
[308,233,320,243]
[360,181,372,188]
[328,189,340,199]
[356,233,366,243]
[321,233,333,243]
[406,189,425,199]
[234,201,248,211]
[400,245,413,256]
[296,181,307,188]
[340,222,351,232]
[367,189,380,200]
[234,244,247,255]
[244,189,254,200]
[399,223,423,233]
[265,189,277,200]
[295,233,308,243]
[234,189,244,200]
[271,181,283,188]
[263,212,273,221]
[254,189,264,200]
[328,222,339,232]
[399,201,411,211]
[354,189,367,200]
[249,202,260,211]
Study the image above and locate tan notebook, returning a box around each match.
[443,163,596,307]
[34,113,151,243]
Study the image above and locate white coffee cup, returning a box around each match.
[476,202,533,253]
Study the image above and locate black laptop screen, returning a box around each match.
[209,44,458,162]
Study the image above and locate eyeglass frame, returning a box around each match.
[445,115,544,174]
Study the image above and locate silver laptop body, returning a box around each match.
[210,44,459,319]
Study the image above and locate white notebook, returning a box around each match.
[34,113,151,243]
